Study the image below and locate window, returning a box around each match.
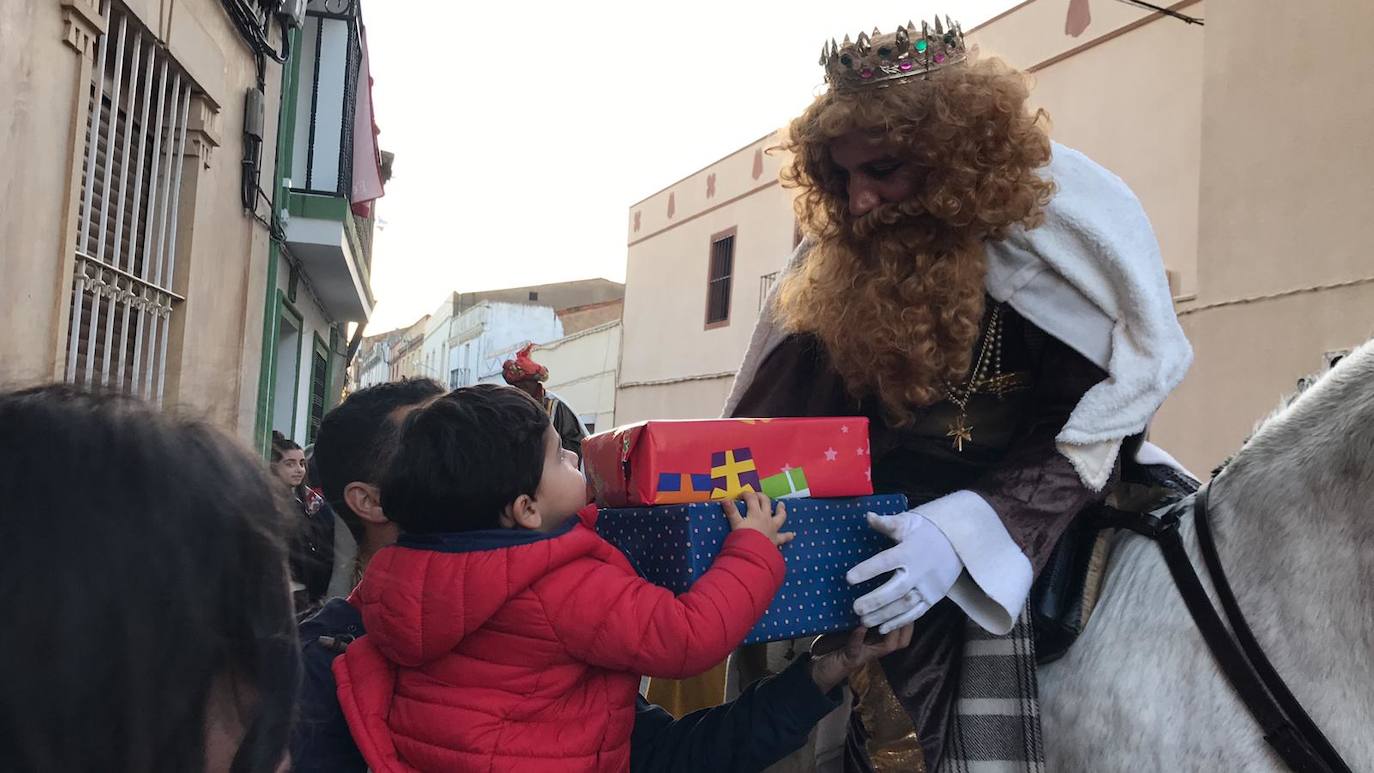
[271,306,303,438]
[528,291,539,301]
[64,3,195,403]
[705,229,736,327]
[292,2,363,196]
[307,336,329,443]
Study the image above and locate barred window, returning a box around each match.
[65,1,196,403]
[705,229,736,327]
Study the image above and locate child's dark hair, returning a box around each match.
[269,430,301,462]
[382,384,550,534]
[312,378,445,542]
[0,385,298,773]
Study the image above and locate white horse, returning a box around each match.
[1041,338,1374,771]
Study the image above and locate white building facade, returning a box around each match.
[456,301,564,387]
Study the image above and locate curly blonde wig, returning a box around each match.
[774,56,1054,425]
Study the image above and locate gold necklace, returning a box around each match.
[942,305,1029,452]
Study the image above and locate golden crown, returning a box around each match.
[820,16,968,92]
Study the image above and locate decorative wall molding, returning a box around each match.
[185,94,222,169]
[60,0,106,56]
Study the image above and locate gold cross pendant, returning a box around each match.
[947,416,974,452]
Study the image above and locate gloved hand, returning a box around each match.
[845,510,964,634]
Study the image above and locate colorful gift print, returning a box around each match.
[654,472,715,505]
[709,448,763,499]
[761,467,810,499]
[583,417,873,507]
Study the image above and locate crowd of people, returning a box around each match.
[0,379,908,773]
[0,15,1197,772]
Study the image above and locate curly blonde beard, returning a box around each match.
[775,203,987,426]
[773,57,1053,426]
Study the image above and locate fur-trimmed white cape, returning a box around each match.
[723,142,1193,492]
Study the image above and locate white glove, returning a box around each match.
[845,511,964,634]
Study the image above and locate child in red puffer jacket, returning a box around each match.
[333,384,791,773]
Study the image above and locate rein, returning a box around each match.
[1098,486,1353,773]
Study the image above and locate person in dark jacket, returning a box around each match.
[294,379,911,772]
[502,343,588,457]
[271,431,334,610]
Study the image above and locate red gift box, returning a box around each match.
[583,418,874,507]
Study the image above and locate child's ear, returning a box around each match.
[499,494,543,530]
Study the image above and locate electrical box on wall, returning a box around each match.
[244,88,265,140]
[278,0,307,28]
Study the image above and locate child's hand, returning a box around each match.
[723,492,795,548]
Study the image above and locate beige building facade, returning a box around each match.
[617,135,796,424]
[617,0,1374,474]
[533,320,622,434]
[1149,0,1374,470]
[0,0,287,441]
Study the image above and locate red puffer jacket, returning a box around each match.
[333,506,785,772]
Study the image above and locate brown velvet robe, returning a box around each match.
[730,303,1110,770]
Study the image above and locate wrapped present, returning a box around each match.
[596,494,905,645]
[584,418,873,507]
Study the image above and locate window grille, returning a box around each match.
[65,1,194,404]
[706,233,735,326]
[293,0,362,196]
[758,271,779,312]
[307,341,328,441]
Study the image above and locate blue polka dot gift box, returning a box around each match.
[596,494,906,645]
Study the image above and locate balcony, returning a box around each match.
[282,0,376,323]
[284,191,373,321]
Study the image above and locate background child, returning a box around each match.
[333,384,791,772]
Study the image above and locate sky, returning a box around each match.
[360,1,1022,333]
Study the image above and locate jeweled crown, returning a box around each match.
[821,16,968,92]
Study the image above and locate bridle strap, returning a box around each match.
[1193,486,1353,773]
[1097,490,1351,773]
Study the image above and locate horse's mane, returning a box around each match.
[1219,336,1374,503]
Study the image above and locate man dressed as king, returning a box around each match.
[725,16,1194,771]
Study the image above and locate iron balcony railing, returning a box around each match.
[291,0,361,198]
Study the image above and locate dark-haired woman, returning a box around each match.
[271,431,334,612]
[0,385,298,773]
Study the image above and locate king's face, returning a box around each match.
[827,130,920,218]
